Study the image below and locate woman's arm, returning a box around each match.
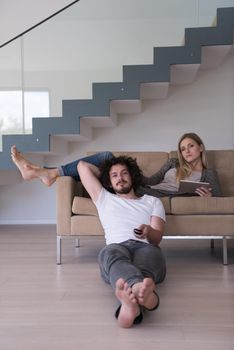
[201,169,222,197]
[142,158,178,186]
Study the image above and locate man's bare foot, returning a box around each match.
[10,145,59,186]
[132,278,158,310]
[115,278,140,328]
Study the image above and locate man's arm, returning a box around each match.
[138,216,165,246]
[77,160,103,202]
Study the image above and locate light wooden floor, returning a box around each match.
[0,225,234,350]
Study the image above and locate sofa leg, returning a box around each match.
[210,238,214,249]
[222,236,228,265]
[75,238,80,248]
[57,236,62,265]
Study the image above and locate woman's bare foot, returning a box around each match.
[10,145,59,186]
[11,145,40,170]
[132,278,158,310]
[115,278,140,328]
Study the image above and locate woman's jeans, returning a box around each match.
[98,240,166,289]
[58,151,113,181]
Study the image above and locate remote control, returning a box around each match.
[134,228,143,235]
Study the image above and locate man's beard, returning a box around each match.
[113,182,133,194]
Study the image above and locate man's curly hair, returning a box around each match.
[99,155,144,193]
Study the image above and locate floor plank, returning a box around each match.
[0,225,233,350]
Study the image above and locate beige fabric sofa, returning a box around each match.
[56,150,234,265]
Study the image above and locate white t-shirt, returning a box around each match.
[94,188,165,245]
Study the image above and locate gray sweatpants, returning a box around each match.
[98,239,166,289]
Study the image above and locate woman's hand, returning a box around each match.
[195,186,212,197]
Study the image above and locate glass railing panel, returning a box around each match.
[0,39,22,151]
[22,0,199,119]
[0,40,50,151]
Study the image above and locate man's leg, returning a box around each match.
[98,243,148,326]
[98,243,144,289]
[132,278,159,311]
[131,243,166,310]
[98,242,164,326]
[132,243,166,284]
[114,278,141,328]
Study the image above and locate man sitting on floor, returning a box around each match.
[77,155,166,328]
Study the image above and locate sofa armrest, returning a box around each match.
[56,177,83,235]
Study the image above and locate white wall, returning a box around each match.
[0,0,76,45]
[0,0,233,224]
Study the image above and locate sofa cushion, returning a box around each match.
[170,196,234,215]
[71,215,104,235]
[72,197,98,216]
[159,197,171,214]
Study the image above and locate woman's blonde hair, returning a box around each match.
[176,132,208,181]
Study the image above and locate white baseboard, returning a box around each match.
[0,219,56,225]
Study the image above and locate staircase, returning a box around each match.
[0,7,233,179]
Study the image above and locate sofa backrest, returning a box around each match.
[113,152,169,176]
[89,150,234,196]
[206,150,234,196]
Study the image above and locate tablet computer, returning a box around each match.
[178,180,210,194]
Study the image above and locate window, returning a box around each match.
[0,90,50,150]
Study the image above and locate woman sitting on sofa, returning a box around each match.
[11,132,221,197]
[138,132,221,197]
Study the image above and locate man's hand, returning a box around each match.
[135,225,151,239]
[136,216,165,246]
